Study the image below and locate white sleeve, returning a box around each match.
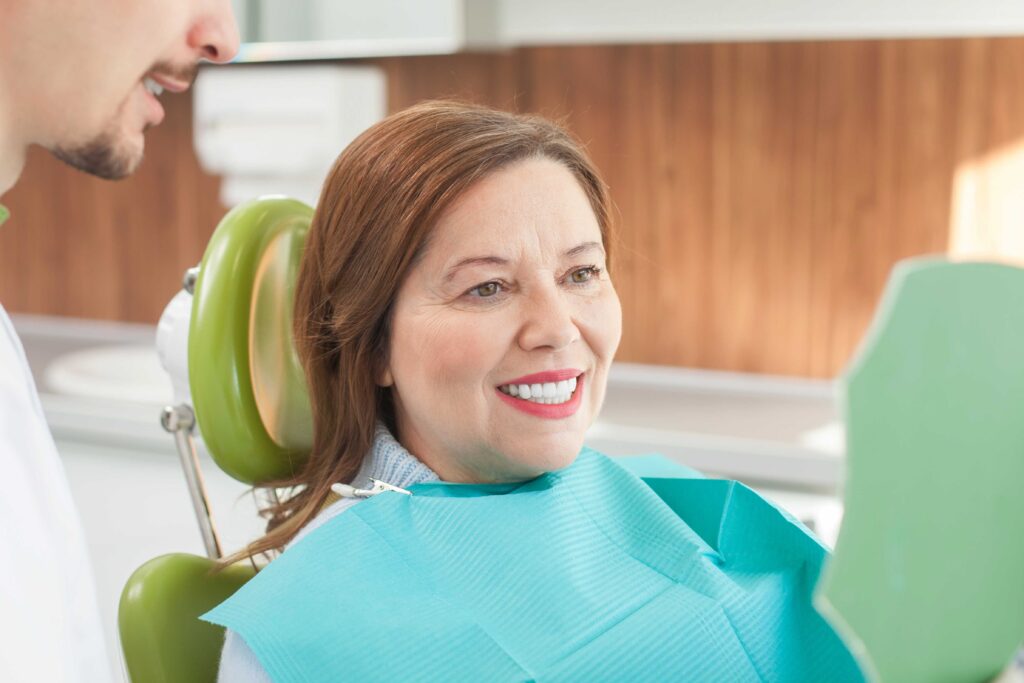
[217,629,273,683]
[0,306,111,682]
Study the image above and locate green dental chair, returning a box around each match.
[118,197,1024,682]
[119,197,314,682]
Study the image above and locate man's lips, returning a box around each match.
[148,73,190,93]
[498,368,582,386]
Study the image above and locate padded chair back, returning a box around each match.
[119,555,255,682]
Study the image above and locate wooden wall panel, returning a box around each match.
[4,39,1024,377]
[379,51,523,111]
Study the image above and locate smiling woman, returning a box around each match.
[241,100,620,556]
[208,101,863,683]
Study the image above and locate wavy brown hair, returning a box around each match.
[230,100,613,564]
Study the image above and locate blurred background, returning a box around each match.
[4,1,1024,677]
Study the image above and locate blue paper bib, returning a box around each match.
[204,450,863,682]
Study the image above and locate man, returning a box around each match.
[0,2,238,680]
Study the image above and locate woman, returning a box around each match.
[207,101,863,682]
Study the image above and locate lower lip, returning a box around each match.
[142,84,165,126]
[495,375,585,420]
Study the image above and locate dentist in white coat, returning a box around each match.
[0,2,238,680]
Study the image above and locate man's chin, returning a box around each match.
[51,134,143,180]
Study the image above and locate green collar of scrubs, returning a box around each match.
[0,204,9,227]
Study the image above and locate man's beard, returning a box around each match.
[52,126,141,181]
[49,60,195,180]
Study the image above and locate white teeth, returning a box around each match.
[498,375,581,406]
[143,77,164,96]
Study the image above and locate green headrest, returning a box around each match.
[189,197,314,485]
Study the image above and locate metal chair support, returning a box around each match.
[161,403,223,560]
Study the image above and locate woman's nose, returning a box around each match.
[517,287,581,352]
[189,0,241,64]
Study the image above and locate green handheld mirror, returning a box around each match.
[816,259,1024,682]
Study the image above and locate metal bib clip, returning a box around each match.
[331,478,413,499]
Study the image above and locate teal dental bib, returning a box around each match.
[204,450,863,682]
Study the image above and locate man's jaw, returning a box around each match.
[47,61,200,181]
[51,126,140,180]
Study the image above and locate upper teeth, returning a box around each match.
[144,77,164,96]
[498,377,578,404]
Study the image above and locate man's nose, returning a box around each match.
[517,286,581,352]
[189,0,241,64]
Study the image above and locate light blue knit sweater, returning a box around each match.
[216,423,439,683]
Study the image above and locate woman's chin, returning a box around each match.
[498,432,585,478]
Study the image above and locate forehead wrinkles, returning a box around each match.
[425,160,601,277]
[436,226,568,284]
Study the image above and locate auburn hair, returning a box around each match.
[229,100,613,564]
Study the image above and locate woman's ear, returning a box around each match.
[374,326,394,387]
[374,344,393,387]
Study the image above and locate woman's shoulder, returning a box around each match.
[285,496,364,550]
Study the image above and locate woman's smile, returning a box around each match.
[495,370,585,419]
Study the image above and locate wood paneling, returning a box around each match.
[4,39,1024,377]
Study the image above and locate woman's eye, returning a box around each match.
[469,282,501,298]
[570,266,601,284]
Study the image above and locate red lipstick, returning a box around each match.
[500,368,582,386]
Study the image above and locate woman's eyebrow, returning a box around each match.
[442,242,604,282]
[565,241,604,258]
[443,256,509,283]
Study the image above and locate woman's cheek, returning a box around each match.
[419,311,506,386]
[606,289,623,355]
[579,286,623,360]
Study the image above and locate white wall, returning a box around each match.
[483,0,1024,44]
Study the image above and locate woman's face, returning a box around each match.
[382,157,622,483]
